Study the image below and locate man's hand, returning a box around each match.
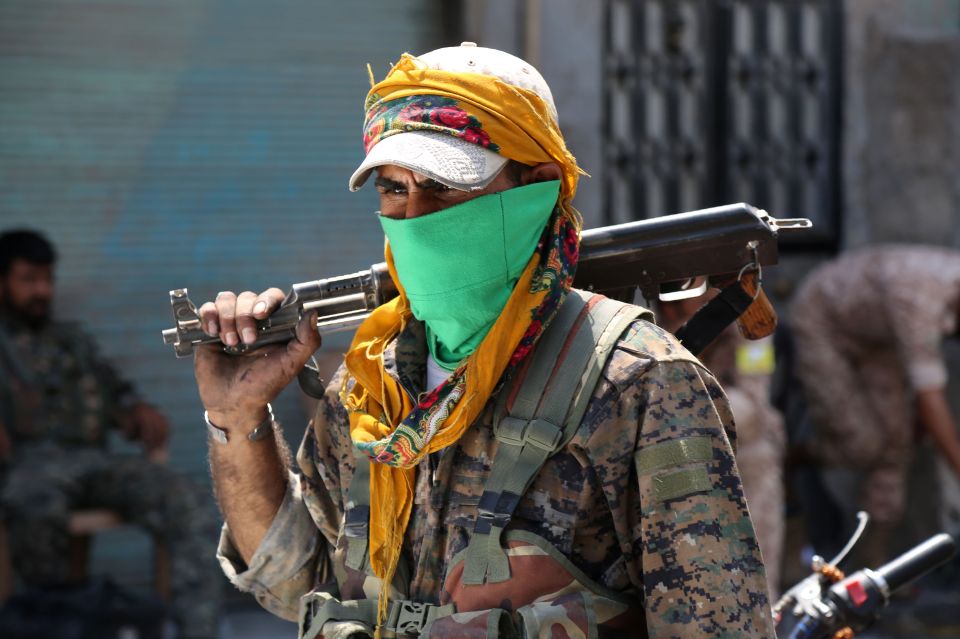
[121,402,170,454]
[195,288,321,435]
[916,388,960,477]
[0,422,12,463]
[195,288,320,562]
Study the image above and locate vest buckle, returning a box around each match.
[383,600,454,637]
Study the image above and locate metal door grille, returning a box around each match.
[604,0,841,247]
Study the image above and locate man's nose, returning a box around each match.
[34,279,54,299]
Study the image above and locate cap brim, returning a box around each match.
[348,131,509,192]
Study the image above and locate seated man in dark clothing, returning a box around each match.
[0,229,222,639]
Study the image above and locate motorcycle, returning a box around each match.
[773,512,957,638]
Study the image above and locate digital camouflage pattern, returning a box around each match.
[698,328,785,599]
[219,311,774,638]
[791,246,960,524]
[0,314,222,639]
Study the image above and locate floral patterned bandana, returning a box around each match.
[339,53,583,615]
[363,93,500,154]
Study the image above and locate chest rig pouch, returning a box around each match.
[300,290,650,639]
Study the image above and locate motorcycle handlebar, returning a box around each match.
[875,533,955,594]
[776,532,956,639]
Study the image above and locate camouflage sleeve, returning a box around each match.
[296,364,354,548]
[882,284,949,391]
[616,323,773,637]
[216,471,327,621]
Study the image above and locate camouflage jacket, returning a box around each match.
[0,312,138,449]
[218,310,774,638]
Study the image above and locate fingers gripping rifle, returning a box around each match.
[162,202,810,370]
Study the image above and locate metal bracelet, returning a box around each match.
[204,404,275,444]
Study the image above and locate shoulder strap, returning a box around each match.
[461,290,650,585]
[674,280,756,355]
[343,451,372,570]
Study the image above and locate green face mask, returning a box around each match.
[379,180,561,371]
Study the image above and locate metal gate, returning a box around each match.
[604,0,842,247]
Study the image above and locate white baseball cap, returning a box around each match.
[348,42,557,193]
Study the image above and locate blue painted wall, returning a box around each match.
[0,0,448,588]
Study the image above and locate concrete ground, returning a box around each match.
[219,602,296,639]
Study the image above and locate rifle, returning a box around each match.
[162,202,811,362]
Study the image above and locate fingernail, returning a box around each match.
[225,331,239,346]
[253,301,266,316]
[242,327,257,344]
[207,321,218,335]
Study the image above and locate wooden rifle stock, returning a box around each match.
[736,272,777,340]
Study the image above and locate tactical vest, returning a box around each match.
[299,290,652,639]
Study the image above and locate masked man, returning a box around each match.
[198,44,773,638]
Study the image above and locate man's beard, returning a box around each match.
[2,297,51,328]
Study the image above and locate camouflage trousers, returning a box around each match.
[792,312,914,525]
[0,446,222,639]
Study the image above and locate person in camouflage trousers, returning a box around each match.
[0,230,222,639]
[197,44,774,638]
[791,245,960,567]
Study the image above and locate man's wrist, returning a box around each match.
[205,405,273,442]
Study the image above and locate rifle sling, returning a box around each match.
[674,281,755,356]
[343,451,372,571]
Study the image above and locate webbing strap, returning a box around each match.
[564,304,650,433]
[299,595,378,639]
[673,280,755,356]
[343,453,371,570]
[463,293,591,584]
[385,600,456,636]
[299,593,454,639]
[509,291,586,419]
[463,290,650,585]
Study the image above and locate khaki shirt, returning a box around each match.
[218,317,774,637]
[793,245,960,391]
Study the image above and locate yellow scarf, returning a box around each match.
[340,53,582,615]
